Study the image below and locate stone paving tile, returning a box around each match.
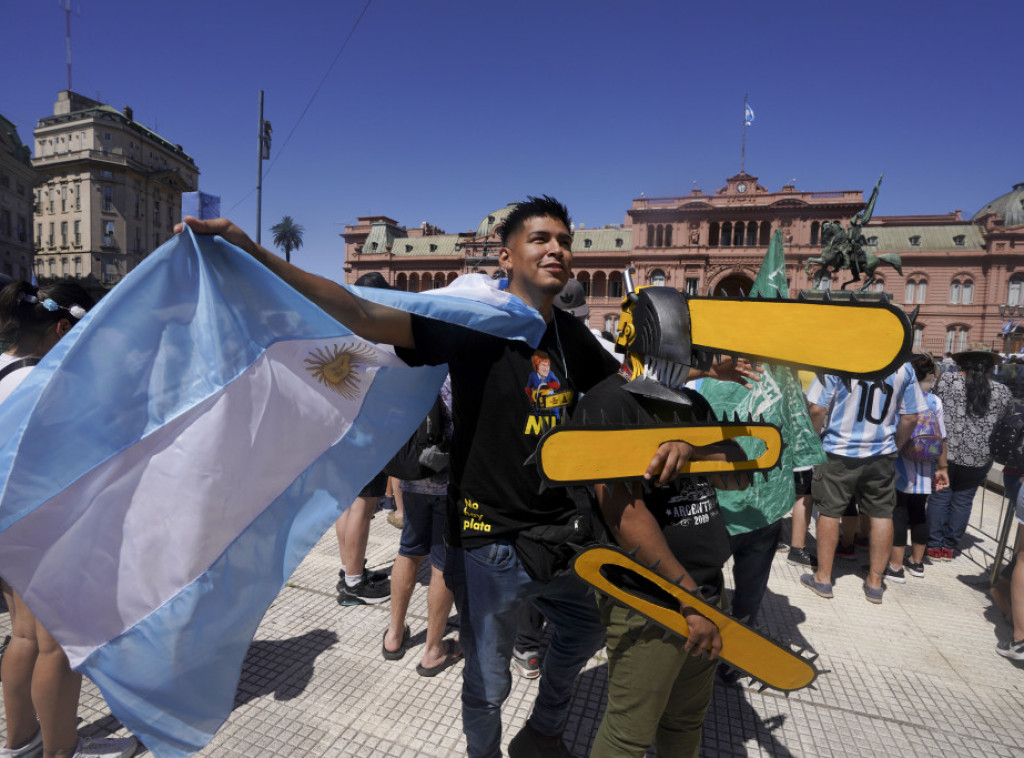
[3,489,1024,756]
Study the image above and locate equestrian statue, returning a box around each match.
[804,173,903,291]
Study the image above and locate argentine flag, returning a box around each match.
[744,103,755,126]
[0,230,545,757]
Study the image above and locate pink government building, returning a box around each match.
[343,174,1024,357]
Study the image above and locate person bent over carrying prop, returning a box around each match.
[532,269,913,709]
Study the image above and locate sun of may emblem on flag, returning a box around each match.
[304,341,377,399]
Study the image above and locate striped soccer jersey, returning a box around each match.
[806,363,926,458]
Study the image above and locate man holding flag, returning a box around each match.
[181,197,697,758]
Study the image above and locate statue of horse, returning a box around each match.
[855,250,903,291]
[803,185,904,292]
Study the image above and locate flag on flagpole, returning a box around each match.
[744,103,755,126]
[0,230,546,757]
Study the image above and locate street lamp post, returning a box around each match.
[256,91,272,245]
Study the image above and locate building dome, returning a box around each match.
[973,182,1024,227]
[476,203,517,238]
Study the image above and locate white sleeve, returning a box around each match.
[0,366,34,404]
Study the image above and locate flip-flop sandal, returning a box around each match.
[382,625,409,661]
[416,639,463,677]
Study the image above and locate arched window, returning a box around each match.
[733,221,745,246]
[447,272,458,284]
[433,273,445,289]
[396,273,408,291]
[810,221,820,246]
[664,225,672,247]
[759,221,771,246]
[917,280,927,303]
[649,269,666,287]
[577,271,591,296]
[609,271,624,298]
[721,222,732,247]
[745,222,757,246]
[949,277,974,305]
[592,271,607,299]
[647,225,654,247]
[409,273,420,292]
[1009,275,1024,306]
[905,280,915,304]
[655,225,664,247]
[945,325,968,353]
[709,222,720,246]
[913,325,924,351]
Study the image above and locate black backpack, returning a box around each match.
[383,395,449,480]
[990,412,1024,468]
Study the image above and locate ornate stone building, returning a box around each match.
[32,91,198,286]
[342,174,1024,355]
[0,115,42,281]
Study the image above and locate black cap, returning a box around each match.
[554,279,589,318]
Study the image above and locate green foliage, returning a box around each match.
[270,216,305,263]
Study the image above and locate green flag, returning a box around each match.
[697,230,825,534]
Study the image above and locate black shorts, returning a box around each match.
[794,469,813,496]
[358,470,388,498]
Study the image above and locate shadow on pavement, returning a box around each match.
[708,681,798,757]
[234,628,340,707]
[760,586,815,656]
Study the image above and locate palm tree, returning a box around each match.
[270,216,304,263]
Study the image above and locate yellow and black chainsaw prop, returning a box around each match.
[615,283,912,383]
[532,282,912,487]
[534,414,783,489]
[573,545,821,693]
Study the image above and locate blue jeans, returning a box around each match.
[727,520,782,625]
[446,541,606,758]
[927,462,990,549]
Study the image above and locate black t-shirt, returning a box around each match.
[397,308,620,548]
[572,374,731,592]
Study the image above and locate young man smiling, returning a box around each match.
[180,196,693,758]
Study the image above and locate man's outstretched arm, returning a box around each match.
[176,217,415,348]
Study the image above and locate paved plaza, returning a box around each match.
[2,481,1023,757]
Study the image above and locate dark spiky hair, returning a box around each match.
[499,195,572,246]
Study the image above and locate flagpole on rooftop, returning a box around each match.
[740,93,748,174]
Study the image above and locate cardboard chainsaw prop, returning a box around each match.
[534,270,912,692]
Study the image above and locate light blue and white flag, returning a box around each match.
[0,230,545,757]
[744,103,755,126]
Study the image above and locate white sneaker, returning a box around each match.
[70,736,138,758]
[0,729,43,758]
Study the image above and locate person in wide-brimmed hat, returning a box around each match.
[952,349,1003,368]
[927,348,1014,561]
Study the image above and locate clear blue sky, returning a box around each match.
[3,0,1021,278]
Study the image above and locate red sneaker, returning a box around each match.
[925,547,944,562]
[941,547,954,561]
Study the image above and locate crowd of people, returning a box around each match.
[2,194,1022,758]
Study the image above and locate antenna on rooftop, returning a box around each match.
[59,0,80,91]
